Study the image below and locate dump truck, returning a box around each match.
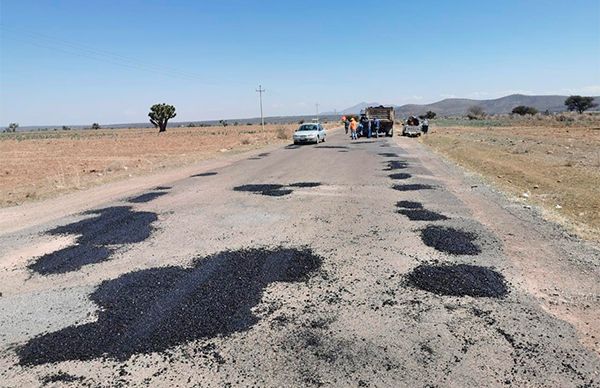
[364,106,395,137]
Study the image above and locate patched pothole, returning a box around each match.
[407,264,508,298]
[420,225,481,255]
[392,184,435,191]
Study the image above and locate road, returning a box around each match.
[1,129,599,387]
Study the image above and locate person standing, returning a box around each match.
[422,119,429,134]
[343,116,350,134]
[373,117,380,138]
[349,117,358,140]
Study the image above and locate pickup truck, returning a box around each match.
[364,106,395,137]
[402,116,422,137]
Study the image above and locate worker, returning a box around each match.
[422,119,429,134]
[359,115,370,138]
[349,117,358,140]
[373,117,381,138]
[342,116,349,134]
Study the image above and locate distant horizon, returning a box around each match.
[1,0,599,126]
[6,93,599,129]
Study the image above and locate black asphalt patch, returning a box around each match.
[19,247,322,365]
[289,182,321,188]
[190,172,218,177]
[153,186,172,190]
[28,206,157,275]
[385,161,409,170]
[389,173,412,180]
[127,191,168,203]
[407,264,508,298]
[421,225,481,255]
[41,372,84,385]
[261,189,293,196]
[396,201,423,209]
[234,184,285,192]
[29,244,113,275]
[258,153,270,157]
[378,153,399,157]
[397,209,449,221]
[392,184,435,191]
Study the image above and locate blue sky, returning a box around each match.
[1,0,599,126]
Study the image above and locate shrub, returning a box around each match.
[512,106,538,115]
[276,127,289,140]
[467,106,485,120]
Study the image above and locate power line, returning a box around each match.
[256,85,265,131]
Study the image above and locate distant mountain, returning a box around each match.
[325,102,380,115]
[335,94,600,117]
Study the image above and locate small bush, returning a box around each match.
[241,138,251,145]
[276,127,289,140]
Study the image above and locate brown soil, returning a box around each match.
[0,124,311,207]
[422,123,600,241]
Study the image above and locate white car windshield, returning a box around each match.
[298,124,318,131]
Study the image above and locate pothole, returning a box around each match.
[385,161,409,170]
[19,247,323,365]
[407,264,508,298]
[127,191,167,203]
[289,182,321,188]
[392,184,435,191]
[420,225,481,255]
[396,201,423,209]
[389,173,411,180]
[28,206,158,275]
[397,209,448,221]
[190,172,218,177]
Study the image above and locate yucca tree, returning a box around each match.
[149,103,176,133]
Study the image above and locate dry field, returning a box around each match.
[422,114,600,241]
[0,123,312,207]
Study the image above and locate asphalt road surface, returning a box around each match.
[1,129,599,387]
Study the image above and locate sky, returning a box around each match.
[1,0,599,126]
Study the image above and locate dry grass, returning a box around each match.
[422,118,600,241]
[0,123,313,207]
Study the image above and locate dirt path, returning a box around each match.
[0,129,598,387]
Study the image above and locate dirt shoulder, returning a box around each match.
[420,122,600,242]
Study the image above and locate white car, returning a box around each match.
[293,123,326,145]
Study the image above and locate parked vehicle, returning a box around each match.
[402,116,422,137]
[293,123,326,144]
[364,106,395,137]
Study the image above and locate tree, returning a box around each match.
[564,96,598,114]
[467,106,485,120]
[219,119,228,127]
[511,106,538,115]
[7,123,18,132]
[91,122,101,130]
[149,103,176,132]
[419,111,437,120]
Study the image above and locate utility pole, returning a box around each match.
[256,85,265,130]
[316,103,320,122]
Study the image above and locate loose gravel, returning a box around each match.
[407,264,508,298]
[19,247,322,365]
[127,191,168,203]
[392,184,435,191]
[190,172,218,177]
[28,206,157,275]
[420,225,481,255]
[396,201,423,209]
[388,173,412,180]
[397,209,449,221]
